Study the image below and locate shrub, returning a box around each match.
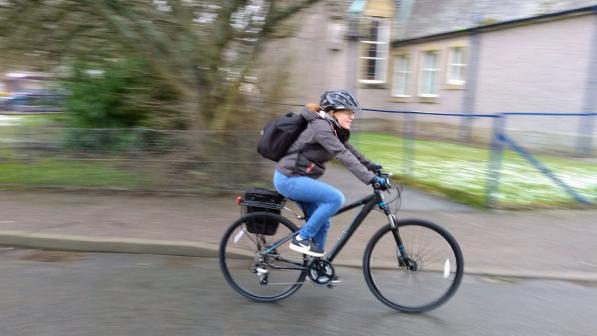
[63,60,152,150]
[64,60,152,128]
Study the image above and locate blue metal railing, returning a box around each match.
[395,111,595,207]
[278,103,595,207]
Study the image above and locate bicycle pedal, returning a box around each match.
[310,281,334,288]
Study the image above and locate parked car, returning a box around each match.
[0,89,65,112]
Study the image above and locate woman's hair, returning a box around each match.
[305,103,321,112]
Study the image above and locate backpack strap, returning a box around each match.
[325,118,338,137]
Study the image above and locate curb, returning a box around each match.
[2,231,597,283]
[0,231,220,258]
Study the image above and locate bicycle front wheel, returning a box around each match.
[219,212,308,302]
[363,219,464,313]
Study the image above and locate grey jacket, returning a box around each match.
[276,108,376,184]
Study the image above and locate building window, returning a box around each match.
[360,18,390,83]
[447,47,466,85]
[419,51,440,96]
[392,55,411,96]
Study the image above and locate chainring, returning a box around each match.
[308,259,335,285]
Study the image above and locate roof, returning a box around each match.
[393,0,597,43]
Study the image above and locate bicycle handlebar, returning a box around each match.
[372,169,393,191]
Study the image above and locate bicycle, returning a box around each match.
[219,171,464,313]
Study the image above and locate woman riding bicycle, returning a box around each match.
[273,89,388,258]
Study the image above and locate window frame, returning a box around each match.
[446,46,467,86]
[392,54,412,97]
[359,18,390,84]
[418,50,441,97]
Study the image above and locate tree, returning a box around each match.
[0,0,321,130]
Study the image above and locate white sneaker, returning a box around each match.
[289,237,325,257]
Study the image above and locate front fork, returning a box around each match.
[378,192,403,246]
[379,193,416,271]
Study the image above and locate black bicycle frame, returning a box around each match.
[324,192,379,262]
[263,189,401,267]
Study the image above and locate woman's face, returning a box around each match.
[333,109,355,129]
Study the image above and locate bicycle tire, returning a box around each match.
[363,219,464,313]
[219,212,308,302]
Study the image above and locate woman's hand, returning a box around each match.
[366,162,383,172]
[370,176,389,191]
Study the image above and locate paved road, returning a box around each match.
[1,249,595,336]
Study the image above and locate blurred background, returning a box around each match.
[0,0,595,209]
[1,1,597,335]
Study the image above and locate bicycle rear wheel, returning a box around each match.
[363,219,464,313]
[219,212,308,302]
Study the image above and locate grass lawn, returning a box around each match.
[0,157,150,189]
[1,121,594,208]
[352,132,597,208]
[17,114,64,127]
[0,114,63,127]
[0,116,149,189]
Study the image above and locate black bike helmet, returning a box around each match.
[319,89,362,112]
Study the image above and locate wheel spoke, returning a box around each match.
[363,220,463,313]
[220,212,307,302]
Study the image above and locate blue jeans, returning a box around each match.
[273,169,345,249]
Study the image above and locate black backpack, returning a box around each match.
[257,112,308,161]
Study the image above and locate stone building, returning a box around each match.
[261,0,596,153]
